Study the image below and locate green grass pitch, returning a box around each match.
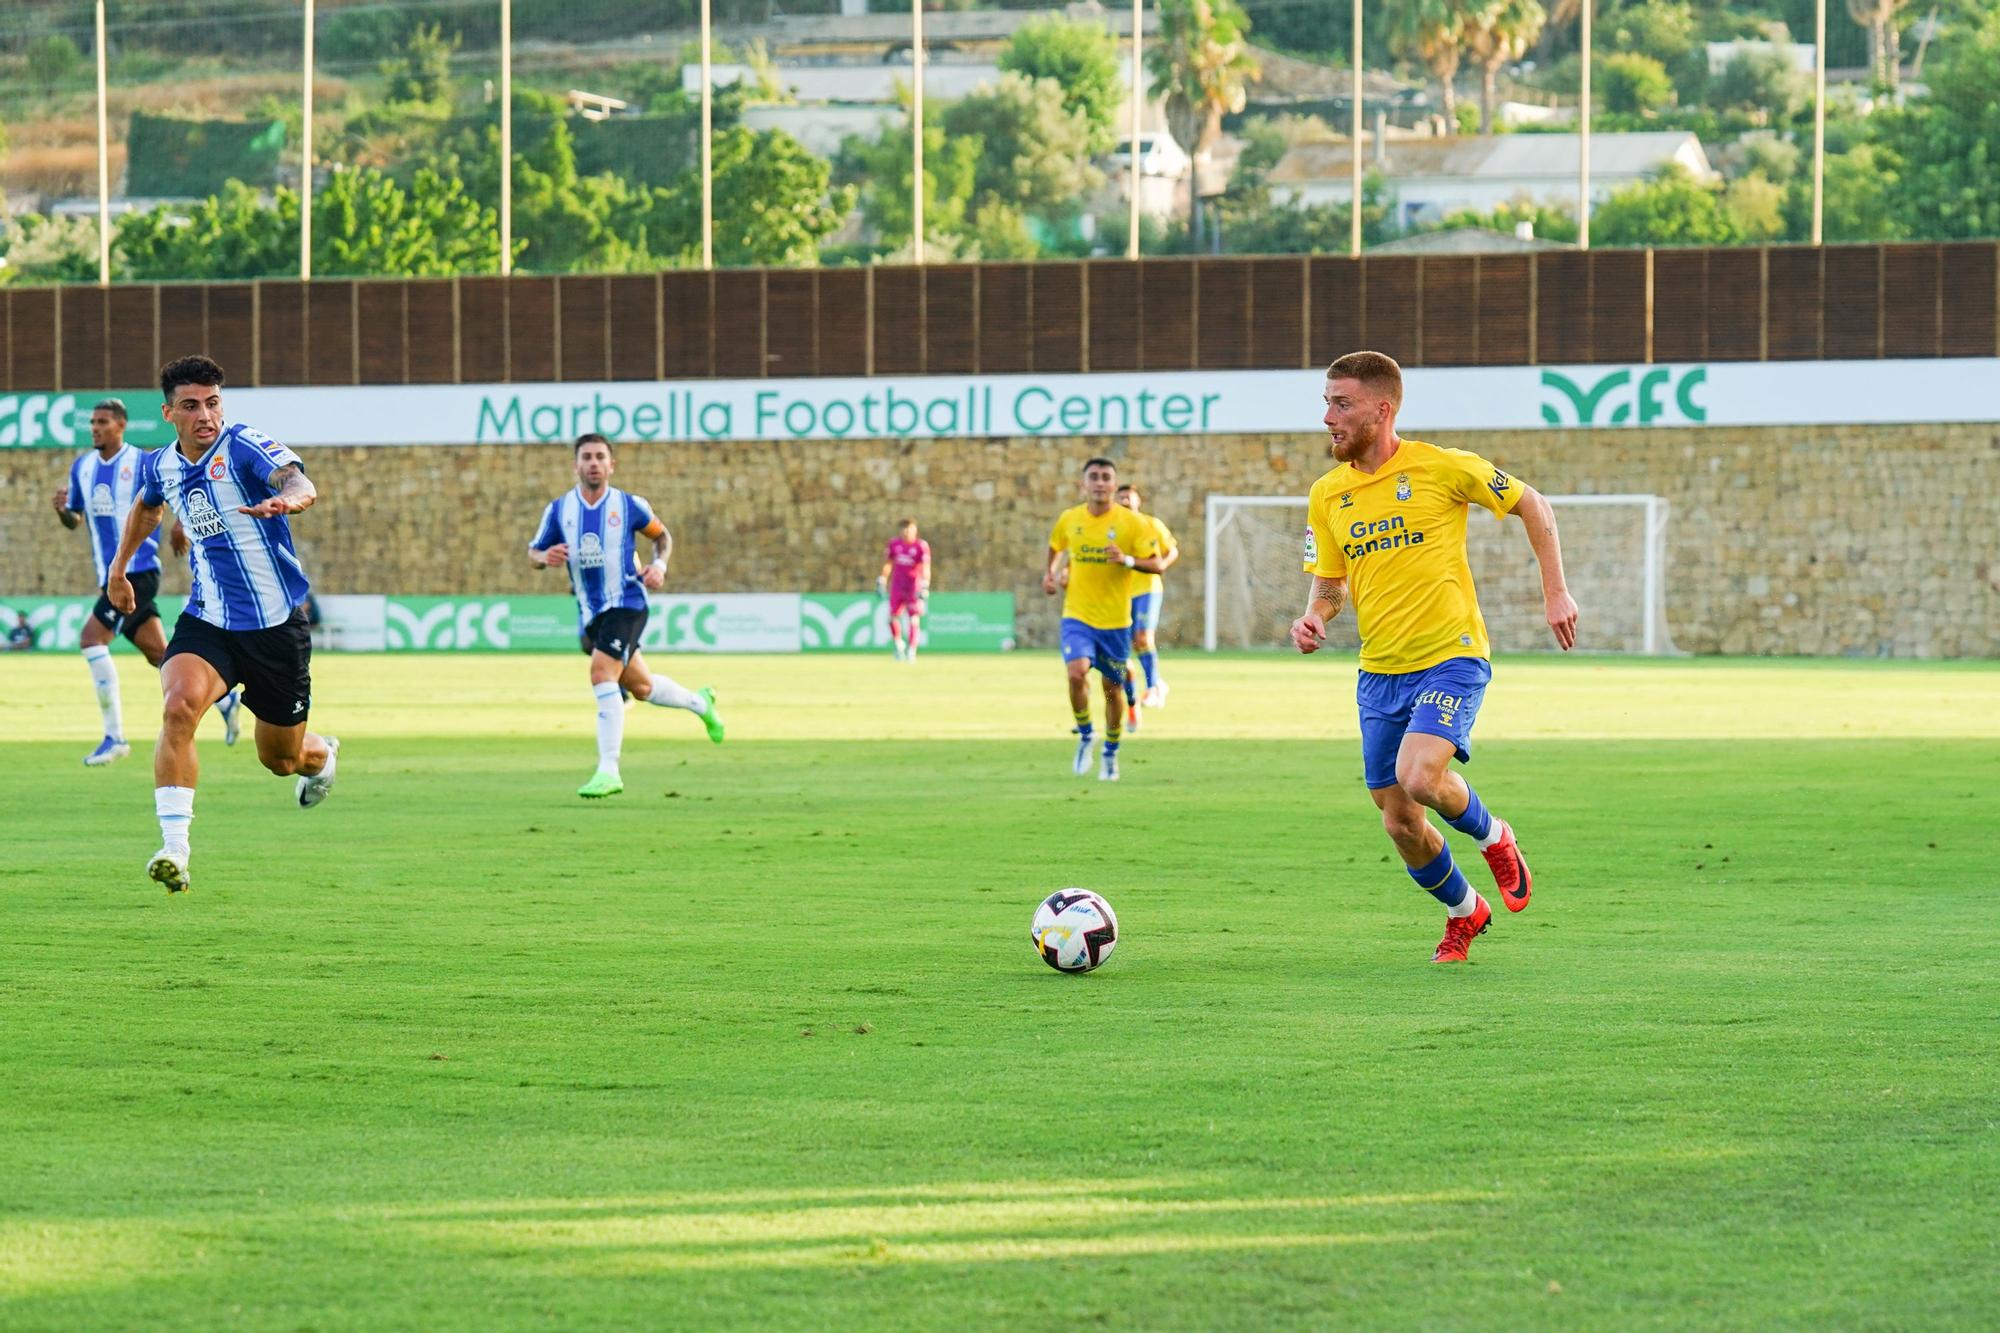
[2,652,1996,1328]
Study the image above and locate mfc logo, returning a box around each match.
[0,394,80,447]
[384,600,511,649]
[1540,367,1708,427]
[657,601,720,648]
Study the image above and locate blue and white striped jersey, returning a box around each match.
[531,486,657,630]
[138,423,312,631]
[65,444,160,587]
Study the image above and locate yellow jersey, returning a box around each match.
[1050,503,1140,630]
[1303,438,1524,674]
[1129,513,1177,599]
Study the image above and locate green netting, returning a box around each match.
[126,112,285,198]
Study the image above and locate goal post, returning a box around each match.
[1204,493,1675,655]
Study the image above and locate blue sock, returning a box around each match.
[1140,651,1159,688]
[1446,784,1493,841]
[1408,841,1471,910]
[1103,740,1119,758]
[1122,669,1137,705]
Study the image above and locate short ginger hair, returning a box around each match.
[1326,351,1403,412]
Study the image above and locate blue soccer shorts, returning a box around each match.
[1356,655,1493,790]
[1129,591,1161,633]
[1059,618,1134,681]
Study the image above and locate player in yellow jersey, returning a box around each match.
[1290,352,1579,964]
[1043,458,1165,781]
[1114,484,1179,730]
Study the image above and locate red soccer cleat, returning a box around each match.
[1481,819,1534,912]
[1431,893,1492,963]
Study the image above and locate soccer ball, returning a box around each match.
[1031,889,1119,973]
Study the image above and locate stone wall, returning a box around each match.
[5,422,1997,656]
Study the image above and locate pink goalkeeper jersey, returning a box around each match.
[886,538,930,597]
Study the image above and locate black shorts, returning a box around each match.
[162,608,313,724]
[93,569,161,641]
[584,608,647,664]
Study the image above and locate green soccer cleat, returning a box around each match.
[697,687,725,743]
[577,770,624,799]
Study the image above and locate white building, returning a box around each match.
[1267,131,1714,230]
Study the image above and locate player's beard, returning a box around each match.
[1329,416,1377,463]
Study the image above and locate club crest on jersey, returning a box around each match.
[609,508,621,527]
[576,531,606,569]
[1395,473,1412,501]
[90,483,117,517]
[208,456,228,481]
[119,467,132,481]
[182,489,228,540]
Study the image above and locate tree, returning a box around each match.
[1711,47,1809,125]
[1436,197,1580,242]
[1721,172,1786,240]
[1600,51,1673,114]
[25,34,84,96]
[508,117,649,273]
[117,170,510,281]
[1462,0,1546,134]
[1389,0,1470,133]
[381,22,459,107]
[941,74,1103,222]
[840,117,980,254]
[1869,6,2000,239]
[1781,143,1905,242]
[1148,0,1261,247]
[0,212,103,284]
[1845,0,1905,90]
[999,16,1125,155]
[1591,164,1740,246]
[645,127,852,267]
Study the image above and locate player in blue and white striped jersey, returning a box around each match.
[530,432,724,799]
[106,356,340,894]
[54,397,242,766]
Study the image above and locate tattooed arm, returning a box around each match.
[237,463,317,519]
[1511,485,1578,650]
[1290,575,1347,654]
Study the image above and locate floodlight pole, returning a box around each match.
[1577,0,1592,250]
[1812,0,1826,244]
[500,0,512,275]
[701,0,713,270]
[1350,0,1362,257]
[912,0,925,264]
[302,0,314,279]
[1127,0,1141,260]
[94,0,110,286]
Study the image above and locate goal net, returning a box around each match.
[1203,494,1676,654]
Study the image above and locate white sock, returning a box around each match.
[83,645,122,740]
[1476,818,1506,850]
[155,785,194,856]
[644,674,706,713]
[593,681,624,772]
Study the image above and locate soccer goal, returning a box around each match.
[1203,493,1676,654]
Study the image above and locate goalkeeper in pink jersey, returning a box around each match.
[877,519,932,662]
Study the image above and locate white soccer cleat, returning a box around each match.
[147,848,190,894]
[1072,732,1095,776]
[1142,681,1170,709]
[1099,750,1121,782]
[297,737,340,808]
[219,689,242,746]
[84,737,130,767]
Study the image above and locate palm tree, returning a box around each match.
[1845,0,1904,91]
[1463,0,1547,134]
[1147,0,1261,248]
[1390,0,1471,133]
